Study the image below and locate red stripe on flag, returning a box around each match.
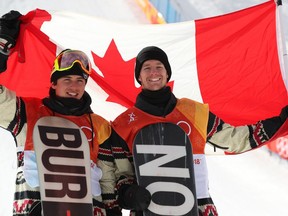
[195,1,288,126]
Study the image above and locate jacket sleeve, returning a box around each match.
[97,129,135,214]
[0,85,26,145]
[206,111,284,153]
[0,85,17,128]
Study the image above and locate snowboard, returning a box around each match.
[33,116,93,216]
[133,122,199,216]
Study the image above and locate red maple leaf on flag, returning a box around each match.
[90,39,139,108]
[90,39,174,108]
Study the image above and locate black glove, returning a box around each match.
[0,10,22,53]
[118,184,151,211]
[106,208,122,216]
[0,10,22,72]
[0,53,8,72]
[279,105,288,123]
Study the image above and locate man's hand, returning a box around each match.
[0,10,22,53]
[0,10,22,72]
[118,184,151,211]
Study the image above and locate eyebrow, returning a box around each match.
[143,62,163,67]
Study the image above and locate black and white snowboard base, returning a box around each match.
[33,116,93,216]
[133,122,199,216]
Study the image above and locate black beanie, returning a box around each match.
[135,46,172,84]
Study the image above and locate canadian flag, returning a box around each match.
[1,2,288,216]
[0,0,287,128]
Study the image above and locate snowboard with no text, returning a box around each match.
[133,122,199,216]
[33,116,93,216]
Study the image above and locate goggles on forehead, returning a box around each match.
[52,50,92,75]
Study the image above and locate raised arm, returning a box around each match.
[207,106,288,154]
[0,11,26,142]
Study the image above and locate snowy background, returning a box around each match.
[1,1,288,215]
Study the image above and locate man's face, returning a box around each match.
[51,75,86,99]
[138,60,168,91]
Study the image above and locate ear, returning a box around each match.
[51,82,57,89]
[165,72,169,82]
